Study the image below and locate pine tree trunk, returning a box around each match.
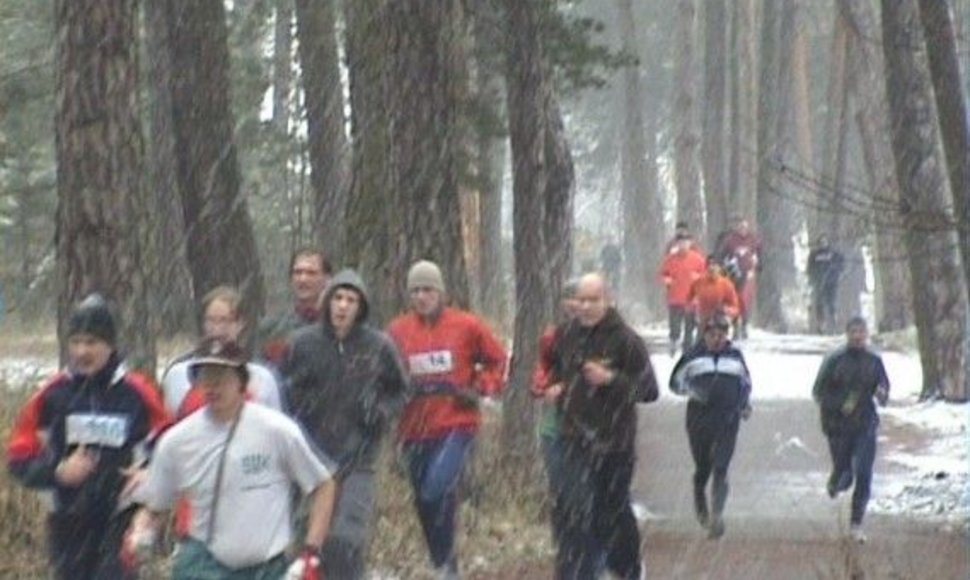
[143,0,195,337]
[502,0,551,462]
[160,0,266,338]
[344,0,392,321]
[919,0,970,302]
[881,0,967,401]
[272,0,292,132]
[702,0,728,246]
[544,97,575,308]
[55,0,154,372]
[383,0,470,314]
[841,0,912,332]
[672,0,703,236]
[295,0,349,262]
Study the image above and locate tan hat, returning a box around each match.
[407,260,445,293]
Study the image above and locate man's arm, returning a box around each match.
[812,353,837,403]
[303,479,337,552]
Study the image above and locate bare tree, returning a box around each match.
[272,0,292,132]
[918,0,970,298]
[727,0,758,219]
[158,0,266,337]
[881,0,967,401]
[383,0,470,314]
[54,0,154,371]
[295,0,349,261]
[702,0,728,245]
[672,0,703,235]
[544,97,576,307]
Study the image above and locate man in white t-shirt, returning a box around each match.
[128,341,335,579]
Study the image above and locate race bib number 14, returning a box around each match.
[409,350,455,376]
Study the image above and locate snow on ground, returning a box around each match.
[640,324,969,528]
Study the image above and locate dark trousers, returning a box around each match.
[404,431,475,569]
[826,418,878,525]
[556,443,641,580]
[48,508,137,580]
[812,284,838,333]
[668,305,695,348]
[686,402,741,519]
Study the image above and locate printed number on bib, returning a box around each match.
[409,351,454,376]
[66,413,130,448]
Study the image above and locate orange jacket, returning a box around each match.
[388,307,507,441]
[688,273,740,322]
[659,249,707,306]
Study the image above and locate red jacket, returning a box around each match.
[688,273,740,322]
[388,307,507,441]
[659,249,707,306]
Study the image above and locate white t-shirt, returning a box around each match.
[161,359,282,416]
[138,403,330,568]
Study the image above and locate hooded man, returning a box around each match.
[282,269,410,579]
[6,294,170,580]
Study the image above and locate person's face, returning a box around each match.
[329,287,362,335]
[576,280,609,327]
[735,219,750,234]
[676,239,690,254]
[203,298,243,343]
[409,286,443,317]
[561,295,581,319]
[846,324,868,348]
[703,324,729,350]
[197,365,246,415]
[291,255,328,306]
[68,334,113,375]
[707,261,720,276]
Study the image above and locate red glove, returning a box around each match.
[285,547,322,580]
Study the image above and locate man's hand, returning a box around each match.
[741,404,752,421]
[543,383,564,404]
[876,385,889,407]
[120,466,148,499]
[121,509,158,569]
[55,445,97,487]
[582,360,615,388]
[284,547,322,580]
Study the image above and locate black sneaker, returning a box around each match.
[707,514,725,539]
[694,488,709,528]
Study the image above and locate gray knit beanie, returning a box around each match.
[407,260,446,293]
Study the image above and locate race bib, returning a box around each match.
[65,413,129,448]
[409,350,454,376]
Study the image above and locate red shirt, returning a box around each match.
[388,307,507,441]
[659,249,707,306]
[688,274,740,322]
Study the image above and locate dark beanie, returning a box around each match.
[68,294,117,345]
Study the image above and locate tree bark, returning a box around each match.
[159,0,266,339]
[544,96,575,308]
[502,0,551,462]
[840,0,912,332]
[143,0,195,337]
[918,0,970,301]
[754,0,788,331]
[272,0,292,132]
[295,0,349,262]
[383,0,470,315]
[702,0,728,246]
[54,0,154,372]
[881,0,967,401]
[672,0,703,236]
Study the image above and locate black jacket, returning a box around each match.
[812,345,889,435]
[669,340,751,412]
[282,270,410,476]
[551,308,657,453]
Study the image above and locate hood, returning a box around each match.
[322,269,370,325]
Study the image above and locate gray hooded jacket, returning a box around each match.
[281,269,409,476]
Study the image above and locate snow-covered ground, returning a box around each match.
[644,325,969,529]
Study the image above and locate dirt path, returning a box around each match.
[633,398,967,579]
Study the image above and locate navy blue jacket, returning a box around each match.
[670,341,752,412]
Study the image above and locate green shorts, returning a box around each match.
[172,538,288,580]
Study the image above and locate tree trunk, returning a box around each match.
[754,0,788,331]
[816,5,849,241]
[502,0,551,463]
[617,0,660,315]
[54,0,154,372]
[143,0,195,338]
[343,0,393,321]
[702,0,728,246]
[881,0,968,401]
[160,0,265,339]
[383,0,470,315]
[919,0,970,301]
[544,96,575,308]
[840,0,912,332]
[672,0,703,237]
[272,0,292,132]
[295,0,349,262]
